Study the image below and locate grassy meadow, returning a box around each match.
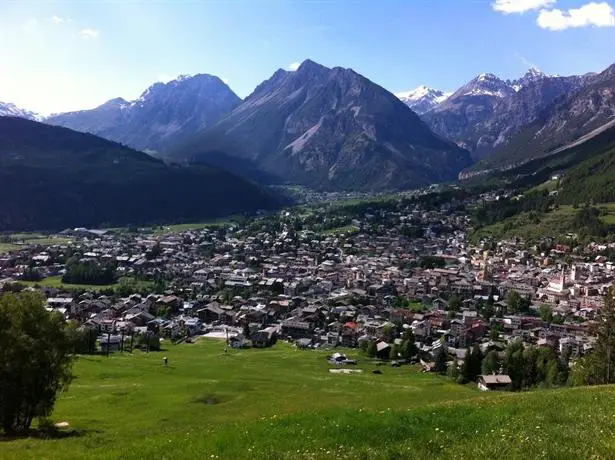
[19,276,153,292]
[151,219,234,235]
[0,234,72,254]
[2,339,615,459]
[472,202,615,242]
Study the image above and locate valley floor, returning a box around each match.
[2,340,615,459]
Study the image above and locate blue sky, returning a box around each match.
[2,0,615,114]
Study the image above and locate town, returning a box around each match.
[1,189,611,390]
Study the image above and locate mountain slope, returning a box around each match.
[557,141,615,205]
[464,118,615,189]
[473,65,614,170]
[423,70,589,158]
[172,59,472,191]
[508,67,556,92]
[0,102,41,121]
[395,86,450,115]
[0,116,281,231]
[46,74,241,153]
[423,73,515,152]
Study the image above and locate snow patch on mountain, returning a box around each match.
[395,86,451,114]
[509,67,558,92]
[0,102,42,121]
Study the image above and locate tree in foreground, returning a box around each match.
[433,346,448,374]
[573,287,615,385]
[366,340,377,358]
[504,340,525,390]
[481,350,500,375]
[458,344,483,384]
[0,292,73,435]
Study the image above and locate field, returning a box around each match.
[18,276,153,292]
[320,225,360,235]
[472,201,615,242]
[597,203,615,225]
[528,178,558,194]
[3,340,615,459]
[0,234,72,254]
[472,206,577,242]
[0,243,19,254]
[151,219,234,235]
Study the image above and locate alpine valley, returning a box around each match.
[4,58,615,230]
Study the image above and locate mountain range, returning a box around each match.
[2,59,615,204]
[472,64,614,171]
[46,74,241,153]
[170,60,471,191]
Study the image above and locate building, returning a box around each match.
[477,374,512,391]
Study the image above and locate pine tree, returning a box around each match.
[481,350,500,375]
[434,347,448,374]
[504,340,525,390]
[400,329,418,359]
[469,343,483,380]
[366,341,377,358]
[459,346,483,384]
[389,344,400,360]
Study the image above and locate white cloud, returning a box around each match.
[49,15,65,24]
[538,2,615,30]
[492,0,556,14]
[288,62,301,71]
[80,28,100,39]
[515,52,537,68]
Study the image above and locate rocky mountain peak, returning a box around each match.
[510,67,556,91]
[100,97,129,109]
[173,62,471,191]
[0,101,41,121]
[47,73,241,152]
[297,59,327,73]
[395,86,451,115]
[457,73,514,99]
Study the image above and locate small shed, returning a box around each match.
[477,374,512,391]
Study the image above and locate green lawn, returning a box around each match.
[0,235,72,253]
[0,243,20,254]
[19,276,153,292]
[472,206,577,242]
[320,225,360,236]
[597,203,615,225]
[473,202,615,242]
[527,178,558,194]
[151,219,236,235]
[3,340,615,459]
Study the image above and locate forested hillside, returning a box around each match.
[0,117,282,231]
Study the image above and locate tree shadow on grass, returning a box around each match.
[0,428,101,442]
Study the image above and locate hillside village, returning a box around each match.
[1,194,613,377]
